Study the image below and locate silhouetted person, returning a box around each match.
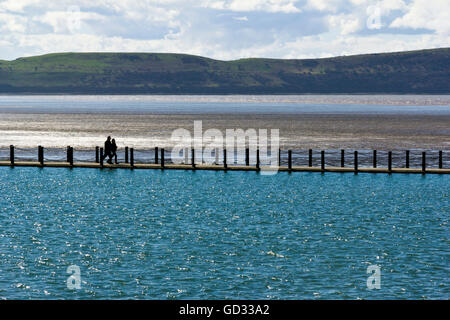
[102,136,113,164]
[111,138,118,164]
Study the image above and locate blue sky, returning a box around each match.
[0,0,449,60]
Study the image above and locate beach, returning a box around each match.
[0,95,449,150]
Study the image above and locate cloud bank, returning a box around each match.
[0,0,448,60]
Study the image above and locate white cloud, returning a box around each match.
[35,11,106,33]
[0,0,448,61]
[377,0,407,13]
[305,0,346,12]
[328,13,363,35]
[390,0,450,35]
[0,13,28,33]
[0,0,37,13]
[201,0,301,13]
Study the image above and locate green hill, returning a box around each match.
[0,48,448,94]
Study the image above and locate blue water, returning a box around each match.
[0,167,448,299]
[1,95,450,114]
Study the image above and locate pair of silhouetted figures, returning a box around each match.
[102,136,118,164]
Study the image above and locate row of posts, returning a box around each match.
[6,145,445,172]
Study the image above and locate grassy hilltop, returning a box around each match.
[0,48,448,94]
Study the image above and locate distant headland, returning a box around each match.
[0,48,448,94]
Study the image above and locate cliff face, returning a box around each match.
[0,48,448,94]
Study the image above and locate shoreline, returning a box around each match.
[1,94,450,106]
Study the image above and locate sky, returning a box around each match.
[0,0,449,61]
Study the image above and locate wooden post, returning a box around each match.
[278,148,281,167]
[439,151,443,169]
[223,149,227,169]
[245,148,249,166]
[155,147,159,164]
[130,148,134,168]
[69,147,74,167]
[67,146,71,163]
[10,145,14,166]
[321,150,325,172]
[340,149,345,167]
[354,151,358,174]
[95,146,99,163]
[405,150,410,168]
[161,148,164,168]
[256,149,260,170]
[288,150,292,171]
[373,150,377,168]
[38,146,44,166]
[67,146,73,166]
[100,147,104,167]
[125,147,129,164]
[422,151,426,173]
[388,151,392,173]
[191,148,195,168]
[308,149,313,167]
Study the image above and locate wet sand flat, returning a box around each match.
[0,112,448,149]
[0,95,448,149]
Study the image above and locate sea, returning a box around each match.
[0,95,448,299]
